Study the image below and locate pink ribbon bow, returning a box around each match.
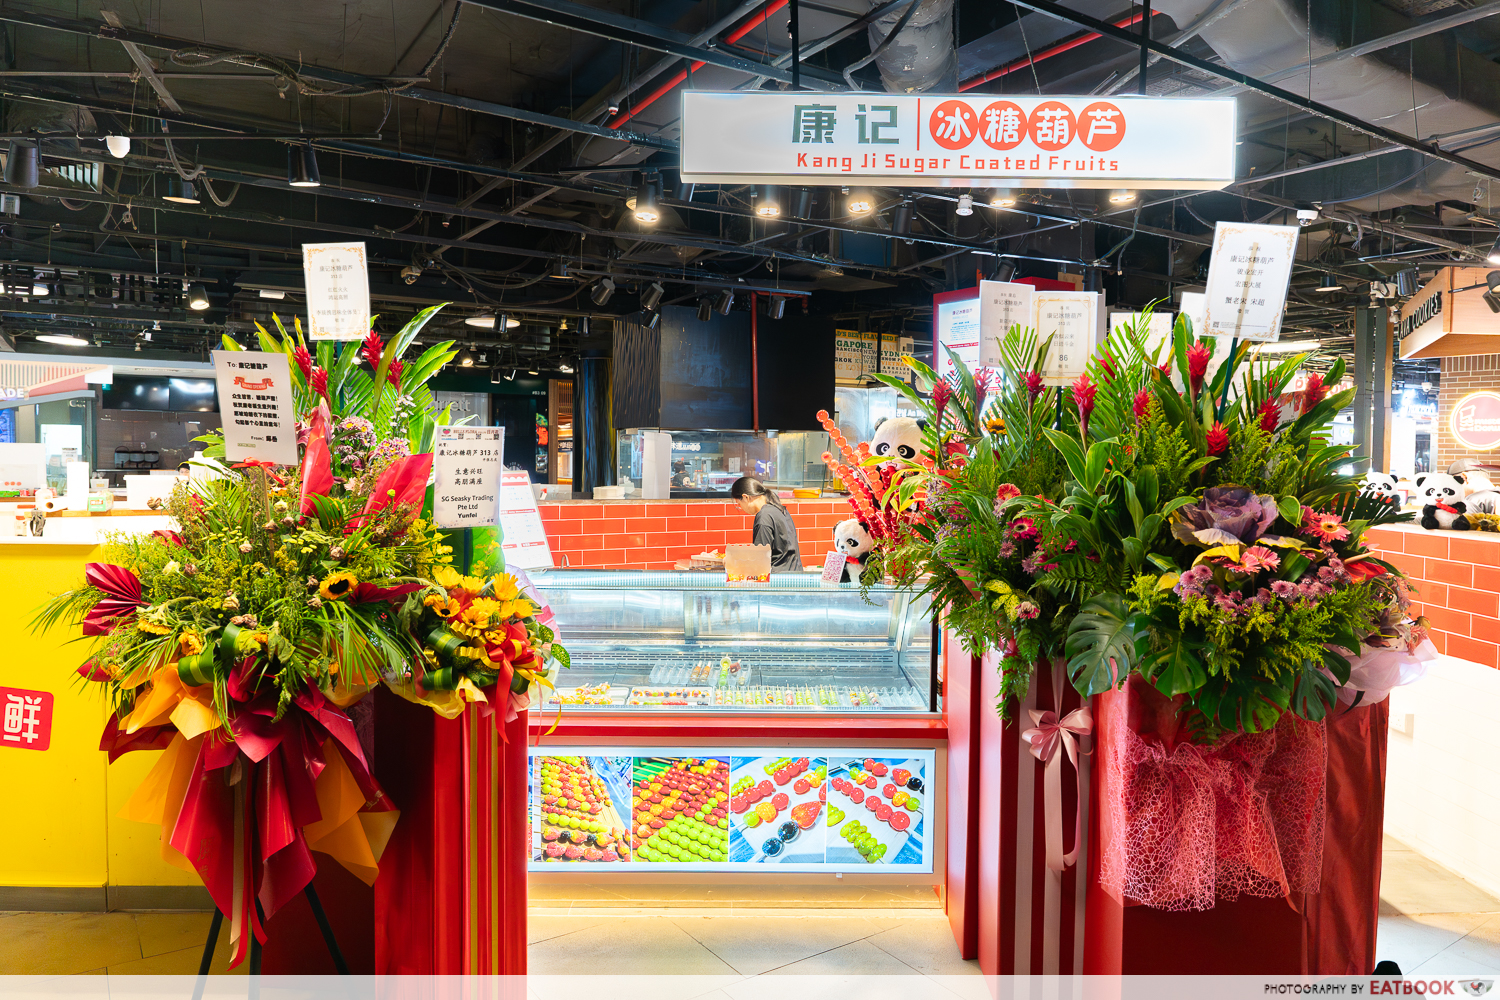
[1022,704,1093,871]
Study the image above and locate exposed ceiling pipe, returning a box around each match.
[960,12,1145,92]
[862,0,957,93]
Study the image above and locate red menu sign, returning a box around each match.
[1,686,52,751]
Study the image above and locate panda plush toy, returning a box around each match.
[869,416,925,463]
[1416,473,1480,530]
[1359,471,1400,503]
[833,518,875,583]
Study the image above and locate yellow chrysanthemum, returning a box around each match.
[424,593,459,618]
[490,574,521,603]
[496,598,537,621]
[432,565,463,590]
[460,598,501,628]
[319,570,359,600]
[179,630,205,656]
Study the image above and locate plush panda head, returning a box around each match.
[869,416,925,462]
[1414,472,1466,506]
[1360,472,1400,501]
[833,519,875,561]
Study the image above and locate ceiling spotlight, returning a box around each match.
[1484,270,1500,313]
[696,297,712,321]
[503,313,519,329]
[994,262,1017,282]
[287,141,321,188]
[714,289,734,315]
[36,334,89,347]
[1395,268,1419,297]
[3,142,38,189]
[646,310,661,330]
[400,264,422,285]
[1422,380,1433,391]
[631,175,659,224]
[257,288,286,300]
[1108,189,1136,205]
[1487,236,1500,266]
[163,176,200,205]
[792,188,812,218]
[892,201,914,238]
[591,277,616,306]
[955,193,973,217]
[186,283,210,310]
[767,295,787,320]
[105,135,131,158]
[847,189,874,215]
[641,281,665,312]
[988,188,1017,208]
[559,362,574,373]
[1317,272,1340,292]
[755,184,782,218]
[456,346,475,367]
[528,369,540,376]
[466,312,497,329]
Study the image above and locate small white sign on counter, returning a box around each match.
[212,351,299,467]
[499,470,553,569]
[434,425,504,529]
[1201,222,1299,342]
[302,242,371,341]
[1034,290,1101,385]
[978,280,1034,367]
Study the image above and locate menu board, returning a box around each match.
[498,469,553,569]
[211,350,298,467]
[933,288,981,381]
[1033,290,1101,385]
[433,425,503,529]
[301,242,371,341]
[978,280,1034,367]
[528,746,936,873]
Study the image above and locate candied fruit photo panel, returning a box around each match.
[825,755,927,867]
[531,755,634,864]
[727,754,828,864]
[630,756,732,865]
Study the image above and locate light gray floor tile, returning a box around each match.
[1377,913,1496,971]
[755,938,920,976]
[670,914,882,976]
[527,913,610,945]
[526,917,740,977]
[1380,850,1500,916]
[866,916,982,976]
[723,972,953,1000]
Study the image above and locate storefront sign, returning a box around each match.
[1034,290,1101,384]
[302,242,371,341]
[1201,222,1299,342]
[680,93,1236,189]
[1,686,52,751]
[211,351,298,467]
[434,425,504,529]
[834,330,915,382]
[1450,390,1500,451]
[1398,291,1442,340]
[499,469,554,569]
[978,280,1034,366]
[933,288,981,381]
[528,747,936,873]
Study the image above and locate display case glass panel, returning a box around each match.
[528,569,934,713]
[615,429,830,496]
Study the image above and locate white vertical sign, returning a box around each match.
[1201,222,1299,342]
[978,280,1034,368]
[934,292,981,380]
[1033,291,1100,385]
[211,350,299,466]
[499,470,554,569]
[302,242,371,341]
[434,425,504,529]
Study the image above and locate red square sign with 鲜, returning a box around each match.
[0,686,53,751]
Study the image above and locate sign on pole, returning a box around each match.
[1034,290,1101,385]
[1201,222,1299,342]
[211,350,299,466]
[302,242,371,341]
[434,425,504,529]
[933,288,981,381]
[498,470,555,569]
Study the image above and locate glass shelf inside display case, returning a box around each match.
[527,569,935,713]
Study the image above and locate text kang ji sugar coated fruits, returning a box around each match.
[630,758,730,863]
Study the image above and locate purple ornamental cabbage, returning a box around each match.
[1171,487,1280,548]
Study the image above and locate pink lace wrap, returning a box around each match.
[1098,677,1327,911]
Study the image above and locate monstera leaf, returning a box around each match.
[1065,593,1147,696]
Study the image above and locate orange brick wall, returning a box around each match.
[537,499,858,571]
[1437,354,1500,471]
[1366,524,1500,669]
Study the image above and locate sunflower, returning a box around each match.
[179,629,205,656]
[432,565,463,590]
[490,573,521,603]
[135,617,172,635]
[459,598,501,629]
[424,593,459,618]
[984,414,1006,436]
[319,570,359,600]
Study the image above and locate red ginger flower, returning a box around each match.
[1072,373,1097,439]
[1098,350,1116,381]
[1132,387,1152,421]
[1302,372,1329,415]
[1257,398,1281,433]
[309,366,329,400]
[292,344,313,380]
[360,329,384,369]
[1206,422,1229,456]
[1187,341,1212,399]
[388,358,404,387]
[931,380,952,422]
[973,367,993,416]
[1023,371,1044,401]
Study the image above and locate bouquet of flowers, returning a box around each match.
[33,308,567,966]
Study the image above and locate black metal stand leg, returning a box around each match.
[302,882,351,975]
[190,909,223,1000]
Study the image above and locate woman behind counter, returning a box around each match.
[730,476,802,572]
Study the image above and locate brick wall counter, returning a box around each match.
[1366,523,1500,669]
[537,499,857,571]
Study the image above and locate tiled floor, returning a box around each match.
[4,836,1500,977]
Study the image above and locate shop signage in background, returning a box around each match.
[527,747,936,872]
[680,93,1237,189]
[434,425,504,529]
[210,351,299,467]
[1201,222,1299,342]
[1398,291,1443,340]
[1034,290,1102,384]
[301,242,371,341]
[1,686,52,752]
[834,330,916,383]
[932,287,981,381]
[1450,390,1500,451]
[498,469,554,569]
[978,280,1033,366]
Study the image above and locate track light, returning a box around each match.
[457,347,475,367]
[1484,270,1500,314]
[892,201,914,239]
[1108,189,1136,205]
[3,142,38,189]
[646,310,661,329]
[186,283,210,310]
[697,297,713,322]
[768,295,787,320]
[1485,236,1500,266]
[162,176,200,204]
[105,135,131,158]
[994,262,1017,282]
[955,193,973,217]
[37,333,88,346]
[287,142,321,188]
[1316,272,1340,292]
[792,188,812,218]
[714,289,734,315]
[641,281,665,312]
[258,288,286,300]
[631,176,659,224]
[528,369,540,376]
[1396,268,1419,297]
[591,277,615,306]
[988,188,1016,208]
[755,184,781,218]
[847,189,874,215]
[466,312,497,329]
[559,362,574,373]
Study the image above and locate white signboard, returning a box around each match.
[499,470,554,570]
[1201,223,1299,342]
[434,425,504,529]
[934,291,981,381]
[1109,311,1174,351]
[978,280,1034,368]
[211,350,298,466]
[681,93,1237,189]
[302,242,371,341]
[1033,291,1101,385]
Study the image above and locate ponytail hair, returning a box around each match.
[730,476,785,510]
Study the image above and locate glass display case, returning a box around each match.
[527,569,935,713]
[615,429,831,497]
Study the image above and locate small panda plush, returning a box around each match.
[1360,472,1400,503]
[1415,473,1474,530]
[869,416,925,463]
[832,518,875,582]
